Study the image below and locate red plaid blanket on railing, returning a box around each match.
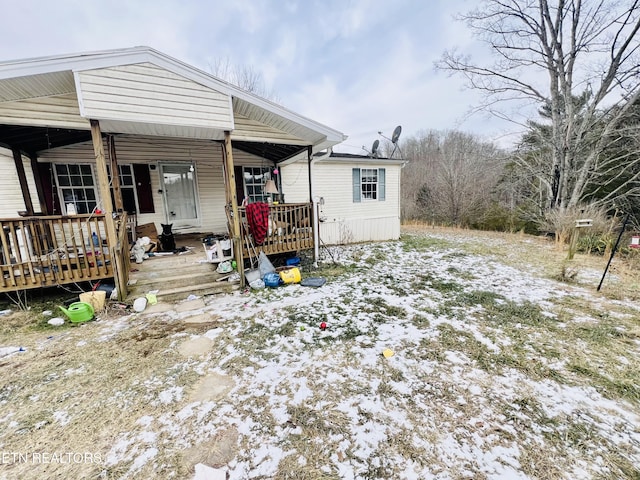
[245,202,270,245]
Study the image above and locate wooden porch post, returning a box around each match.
[90,120,127,300]
[307,145,319,266]
[224,131,245,287]
[307,145,313,203]
[12,148,34,215]
[29,153,49,214]
[107,135,124,213]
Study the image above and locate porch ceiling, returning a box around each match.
[231,141,307,163]
[0,123,305,162]
[0,124,91,154]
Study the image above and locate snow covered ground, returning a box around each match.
[0,229,638,479]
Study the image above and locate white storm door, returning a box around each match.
[159,163,200,228]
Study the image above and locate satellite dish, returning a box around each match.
[371,139,380,157]
[391,125,402,144]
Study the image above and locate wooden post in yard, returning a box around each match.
[90,120,127,300]
[224,131,245,287]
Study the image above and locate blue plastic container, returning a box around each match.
[263,273,281,288]
[286,257,301,266]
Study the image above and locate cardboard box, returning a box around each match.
[135,223,158,252]
[136,223,158,240]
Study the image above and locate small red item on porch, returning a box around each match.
[320,322,327,330]
[95,209,102,214]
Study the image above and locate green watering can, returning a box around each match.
[59,302,94,323]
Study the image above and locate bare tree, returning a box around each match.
[210,56,280,102]
[438,0,640,211]
[401,130,505,226]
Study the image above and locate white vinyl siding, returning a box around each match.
[0,93,88,129]
[281,160,401,244]
[280,162,310,203]
[77,63,233,129]
[0,147,42,217]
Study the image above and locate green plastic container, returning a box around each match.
[59,302,94,323]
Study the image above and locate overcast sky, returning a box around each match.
[0,0,520,154]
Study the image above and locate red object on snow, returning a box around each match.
[246,202,270,245]
[320,322,327,330]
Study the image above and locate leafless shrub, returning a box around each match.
[540,205,618,249]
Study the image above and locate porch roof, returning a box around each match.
[0,46,346,161]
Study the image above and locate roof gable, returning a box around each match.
[0,47,346,153]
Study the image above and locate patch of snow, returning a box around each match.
[193,463,226,480]
[158,386,183,405]
[53,410,70,426]
[0,346,25,358]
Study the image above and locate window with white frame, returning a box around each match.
[55,164,97,214]
[108,164,139,214]
[55,163,139,215]
[352,167,386,203]
[361,168,378,200]
[243,167,272,203]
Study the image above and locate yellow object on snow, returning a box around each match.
[279,267,301,284]
[382,348,395,358]
[145,293,158,305]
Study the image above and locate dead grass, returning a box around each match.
[0,225,638,479]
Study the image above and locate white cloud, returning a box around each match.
[0,0,523,152]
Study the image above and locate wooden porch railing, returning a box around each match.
[237,203,314,257]
[0,214,126,293]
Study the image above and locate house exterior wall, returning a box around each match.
[0,147,41,217]
[76,63,234,130]
[35,136,266,235]
[281,159,401,244]
[0,93,88,129]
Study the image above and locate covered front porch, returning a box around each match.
[0,47,345,299]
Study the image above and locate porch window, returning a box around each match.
[55,163,140,215]
[352,168,386,202]
[243,167,273,203]
[55,164,97,214]
[108,164,139,214]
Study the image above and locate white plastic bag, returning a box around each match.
[258,252,275,277]
[216,261,233,274]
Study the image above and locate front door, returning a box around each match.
[159,163,200,229]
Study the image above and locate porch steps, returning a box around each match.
[126,247,239,303]
[129,279,239,303]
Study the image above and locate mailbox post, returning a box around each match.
[568,218,593,260]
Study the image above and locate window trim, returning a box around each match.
[242,166,273,204]
[54,163,98,215]
[360,168,379,201]
[108,163,140,215]
[54,162,141,215]
[353,167,386,203]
